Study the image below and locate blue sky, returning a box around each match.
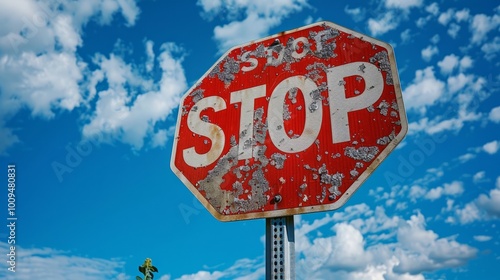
[0,0,499,279]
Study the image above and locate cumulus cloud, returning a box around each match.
[295,206,476,278]
[403,67,445,113]
[384,0,423,11]
[82,42,187,150]
[421,45,439,61]
[489,106,500,123]
[481,36,500,60]
[0,242,127,279]
[0,0,142,154]
[469,13,500,45]
[197,0,309,53]
[425,2,439,16]
[473,171,487,183]
[473,235,492,242]
[482,140,499,154]
[368,12,399,36]
[344,6,366,22]
[437,54,474,75]
[451,176,500,224]
[424,181,464,201]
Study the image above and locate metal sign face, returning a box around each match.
[171,21,407,221]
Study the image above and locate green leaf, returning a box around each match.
[136,276,143,280]
[139,266,146,274]
[151,266,159,272]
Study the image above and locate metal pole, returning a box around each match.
[266,216,295,280]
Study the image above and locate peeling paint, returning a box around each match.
[283,104,291,120]
[350,169,359,177]
[209,57,240,85]
[376,130,396,145]
[370,51,393,85]
[310,24,340,59]
[308,83,326,113]
[305,62,328,81]
[189,88,204,103]
[288,87,298,104]
[270,153,287,169]
[230,135,237,147]
[253,107,267,144]
[344,146,379,162]
[377,100,390,116]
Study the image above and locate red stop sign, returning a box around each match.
[171,21,407,221]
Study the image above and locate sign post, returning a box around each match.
[266,216,295,280]
[171,20,407,278]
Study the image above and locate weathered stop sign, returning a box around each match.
[171,21,407,221]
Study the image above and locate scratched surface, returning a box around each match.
[171,21,408,221]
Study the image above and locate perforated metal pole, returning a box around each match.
[266,216,295,280]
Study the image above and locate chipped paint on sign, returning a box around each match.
[171,21,408,221]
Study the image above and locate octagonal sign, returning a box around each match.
[171,21,408,221]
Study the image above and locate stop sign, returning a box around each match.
[171,21,407,221]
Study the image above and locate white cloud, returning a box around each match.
[0,0,141,154]
[452,176,500,224]
[459,56,473,70]
[295,208,477,278]
[469,13,500,45]
[481,36,500,60]
[438,9,454,25]
[425,181,464,201]
[437,54,473,76]
[368,12,399,36]
[175,258,264,280]
[489,106,500,123]
[437,54,459,75]
[197,0,309,53]
[425,2,439,16]
[455,8,470,22]
[458,153,476,163]
[394,213,477,274]
[384,0,423,10]
[447,73,474,94]
[421,45,438,61]
[82,43,188,150]
[473,171,486,183]
[344,6,366,22]
[473,235,492,242]
[447,22,461,38]
[482,140,499,154]
[403,67,445,113]
[145,40,155,72]
[474,177,500,218]
[430,34,440,44]
[401,29,412,43]
[0,242,127,279]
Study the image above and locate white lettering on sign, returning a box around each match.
[268,76,322,153]
[241,36,315,72]
[183,96,226,167]
[230,85,266,160]
[327,62,384,143]
[183,62,384,168]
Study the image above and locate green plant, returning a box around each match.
[136,258,158,280]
